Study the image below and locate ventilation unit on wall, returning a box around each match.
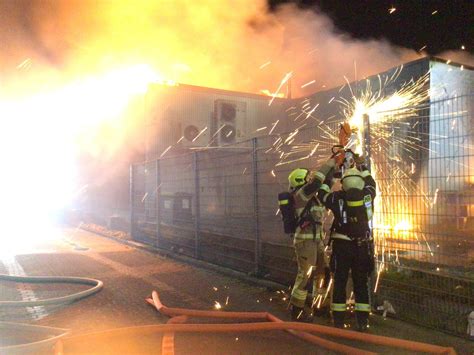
[214,100,247,146]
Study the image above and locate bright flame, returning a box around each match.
[260,89,285,98]
[394,220,413,236]
[0,64,159,254]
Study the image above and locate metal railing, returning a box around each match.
[130,94,474,337]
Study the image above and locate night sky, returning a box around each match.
[269,0,473,55]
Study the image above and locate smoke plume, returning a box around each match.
[3,0,469,97]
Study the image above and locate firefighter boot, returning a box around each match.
[332,311,345,328]
[290,304,313,322]
[290,304,304,321]
[355,311,369,332]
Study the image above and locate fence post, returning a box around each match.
[155,159,161,249]
[252,138,260,275]
[362,113,371,171]
[193,152,201,259]
[363,113,376,308]
[129,164,135,239]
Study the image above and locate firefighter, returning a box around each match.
[283,158,336,321]
[318,165,376,331]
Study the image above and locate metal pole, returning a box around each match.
[252,138,260,275]
[155,159,161,249]
[129,164,135,239]
[363,113,376,308]
[193,152,201,259]
[362,113,371,171]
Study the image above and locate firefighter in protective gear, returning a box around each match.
[287,159,335,321]
[318,166,376,331]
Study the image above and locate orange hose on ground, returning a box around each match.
[53,339,63,355]
[63,322,455,355]
[264,312,371,355]
[163,316,188,355]
[149,292,367,355]
[148,291,456,355]
[146,296,269,319]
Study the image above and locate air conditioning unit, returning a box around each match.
[171,121,209,148]
[214,100,247,145]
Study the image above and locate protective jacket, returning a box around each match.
[288,160,334,315]
[318,170,376,240]
[317,168,376,330]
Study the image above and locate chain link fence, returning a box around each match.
[130,94,474,337]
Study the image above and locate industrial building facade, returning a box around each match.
[83,57,474,336]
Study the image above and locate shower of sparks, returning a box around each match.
[256,126,267,132]
[275,65,457,284]
[271,170,276,177]
[192,126,208,142]
[153,183,163,195]
[305,104,319,119]
[374,263,384,293]
[322,278,333,305]
[269,120,279,135]
[259,61,271,69]
[431,188,440,207]
[388,7,396,14]
[301,80,316,88]
[17,58,32,70]
[160,145,172,158]
[268,71,293,106]
[431,10,438,15]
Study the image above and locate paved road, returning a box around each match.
[0,227,472,354]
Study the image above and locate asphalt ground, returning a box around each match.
[0,227,472,354]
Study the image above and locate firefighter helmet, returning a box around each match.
[288,168,309,190]
[341,168,365,191]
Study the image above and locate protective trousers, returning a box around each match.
[330,239,371,328]
[290,239,326,309]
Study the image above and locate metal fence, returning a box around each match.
[130,94,474,337]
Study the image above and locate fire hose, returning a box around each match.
[0,274,103,353]
[62,290,456,354]
[144,290,456,355]
[0,321,67,354]
[0,274,103,307]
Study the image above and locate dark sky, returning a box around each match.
[269,0,473,55]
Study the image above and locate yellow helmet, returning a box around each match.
[341,168,364,190]
[288,168,309,190]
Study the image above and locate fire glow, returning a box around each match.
[0,64,160,251]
